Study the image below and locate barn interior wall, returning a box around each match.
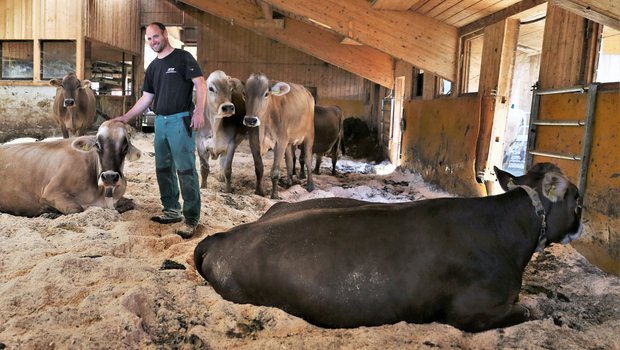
[401,96,485,197]
[0,86,58,142]
[85,0,142,55]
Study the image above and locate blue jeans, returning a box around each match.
[154,112,200,226]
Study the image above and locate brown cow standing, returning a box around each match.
[243,73,315,199]
[0,120,141,217]
[294,105,345,177]
[197,70,263,194]
[50,72,97,138]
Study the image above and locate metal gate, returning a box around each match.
[526,83,599,203]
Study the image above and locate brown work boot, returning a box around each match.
[176,223,197,239]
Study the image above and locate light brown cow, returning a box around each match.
[0,120,141,217]
[197,70,263,194]
[294,105,345,177]
[243,73,315,199]
[50,72,97,138]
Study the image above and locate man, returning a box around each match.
[115,22,206,239]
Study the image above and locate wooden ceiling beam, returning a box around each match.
[264,0,458,81]
[550,0,620,30]
[179,0,395,87]
[459,0,547,36]
[370,0,418,11]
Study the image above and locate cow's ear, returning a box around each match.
[80,80,92,89]
[127,143,142,161]
[270,82,290,96]
[495,166,517,191]
[71,136,97,153]
[50,79,62,87]
[541,172,569,202]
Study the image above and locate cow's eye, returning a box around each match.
[242,92,246,101]
[208,86,215,93]
[122,143,129,154]
[263,91,269,98]
[95,142,102,152]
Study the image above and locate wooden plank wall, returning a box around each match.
[197,11,368,102]
[85,0,142,55]
[0,0,79,40]
[538,3,589,89]
[0,0,33,39]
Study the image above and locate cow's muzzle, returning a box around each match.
[99,171,121,197]
[63,99,75,107]
[243,116,260,127]
[220,102,235,116]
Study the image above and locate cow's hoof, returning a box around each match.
[306,183,315,192]
[115,197,135,213]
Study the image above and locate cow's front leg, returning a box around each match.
[270,143,288,199]
[196,139,210,189]
[40,191,84,215]
[248,128,265,196]
[222,141,237,193]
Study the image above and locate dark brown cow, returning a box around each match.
[243,73,315,199]
[294,105,345,177]
[197,70,263,194]
[50,72,97,138]
[194,163,582,332]
[0,120,141,217]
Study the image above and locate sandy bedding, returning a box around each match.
[0,132,618,349]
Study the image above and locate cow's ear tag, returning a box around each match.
[271,82,290,96]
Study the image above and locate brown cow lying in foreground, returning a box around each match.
[0,120,141,217]
[197,70,263,193]
[194,163,582,332]
[50,72,97,138]
[243,73,315,199]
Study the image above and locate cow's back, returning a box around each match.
[0,140,94,216]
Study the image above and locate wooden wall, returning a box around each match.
[401,95,485,197]
[84,0,142,55]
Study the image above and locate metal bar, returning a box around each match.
[528,150,581,161]
[578,83,598,204]
[525,84,541,170]
[535,86,589,96]
[533,120,585,126]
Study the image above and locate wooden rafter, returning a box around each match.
[370,0,418,11]
[263,0,458,81]
[179,0,395,87]
[551,0,620,30]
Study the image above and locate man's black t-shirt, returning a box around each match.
[143,49,203,116]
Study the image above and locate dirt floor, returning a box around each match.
[0,132,618,349]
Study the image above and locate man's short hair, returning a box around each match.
[149,22,166,32]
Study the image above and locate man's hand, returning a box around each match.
[113,115,130,124]
[190,112,204,130]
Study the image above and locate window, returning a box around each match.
[437,78,452,96]
[41,41,75,80]
[1,41,33,79]
[412,69,424,98]
[594,26,620,83]
[460,33,484,93]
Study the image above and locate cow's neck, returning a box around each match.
[516,185,547,253]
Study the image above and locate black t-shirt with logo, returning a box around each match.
[142,48,203,116]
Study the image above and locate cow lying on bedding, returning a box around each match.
[0,120,141,217]
[194,163,582,332]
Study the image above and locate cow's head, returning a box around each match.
[206,70,241,119]
[242,73,291,128]
[71,121,141,202]
[495,163,582,250]
[49,72,92,108]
